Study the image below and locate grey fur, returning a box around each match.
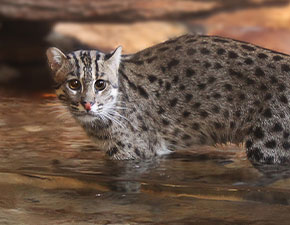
[47,34,290,164]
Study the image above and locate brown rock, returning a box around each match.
[1,0,289,22]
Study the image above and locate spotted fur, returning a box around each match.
[47,34,290,164]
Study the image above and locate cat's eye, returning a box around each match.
[68,79,81,90]
[95,79,106,91]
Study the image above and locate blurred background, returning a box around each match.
[2,0,290,92]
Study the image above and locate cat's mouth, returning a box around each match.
[74,112,100,123]
[72,110,99,119]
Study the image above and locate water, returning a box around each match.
[1,88,290,225]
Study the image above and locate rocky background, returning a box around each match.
[1,0,290,91]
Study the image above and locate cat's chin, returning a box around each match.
[75,114,97,124]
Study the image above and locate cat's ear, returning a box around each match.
[105,46,122,72]
[46,47,67,72]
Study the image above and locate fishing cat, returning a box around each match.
[46,34,290,164]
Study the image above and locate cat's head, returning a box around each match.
[46,47,122,124]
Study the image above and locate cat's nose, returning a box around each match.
[81,101,94,111]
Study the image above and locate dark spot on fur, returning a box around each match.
[148,75,157,83]
[246,140,253,148]
[208,76,216,84]
[279,95,288,104]
[270,76,278,83]
[117,141,125,148]
[58,94,66,101]
[200,48,210,55]
[141,125,148,131]
[235,110,241,118]
[186,38,197,43]
[260,83,268,91]
[254,127,264,139]
[162,119,170,126]
[263,108,272,118]
[213,38,229,43]
[258,53,268,59]
[241,44,255,51]
[165,82,171,91]
[229,69,243,79]
[264,93,272,101]
[182,134,191,140]
[168,59,179,70]
[186,68,195,77]
[283,142,290,150]
[273,55,283,61]
[193,102,201,109]
[182,111,190,118]
[253,100,261,106]
[192,123,200,130]
[169,98,178,107]
[179,84,185,91]
[214,62,223,69]
[247,147,263,162]
[137,115,143,121]
[200,110,209,118]
[146,56,157,64]
[283,131,290,139]
[203,61,211,68]
[214,122,223,129]
[120,71,137,90]
[170,140,178,145]
[197,83,206,90]
[244,58,253,65]
[107,147,118,157]
[217,48,225,55]
[175,46,182,51]
[228,51,238,59]
[134,148,141,157]
[199,135,207,145]
[230,121,235,129]
[255,67,265,77]
[265,140,277,149]
[186,48,196,55]
[265,156,274,164]
[213,93,221,99]
[137,86,149,99]
[185,93,193,103]
[272,123,283,132]
[173,128,180,136]
[282,64,290,72]
[224,83,232,91]
[130,60,144,65]
[246,78,255,85]
[158,47,169,52]
[278,84,286,92]
[249,108,255,114]
[173,75,179,83]
[239,93,246,100]
[157,106,165,114]
[212,105,220,113]
[227,96,233,102]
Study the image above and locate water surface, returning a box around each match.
[1,88,290,225]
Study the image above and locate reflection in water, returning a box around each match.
[1,88,290,224]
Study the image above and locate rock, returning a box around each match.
[1,0,288,22]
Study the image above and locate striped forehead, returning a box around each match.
[67,50,104,81]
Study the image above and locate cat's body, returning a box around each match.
[47,34,290,164]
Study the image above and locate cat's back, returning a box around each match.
[121,34,290,97]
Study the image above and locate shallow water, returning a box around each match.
[1,88,290,225]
